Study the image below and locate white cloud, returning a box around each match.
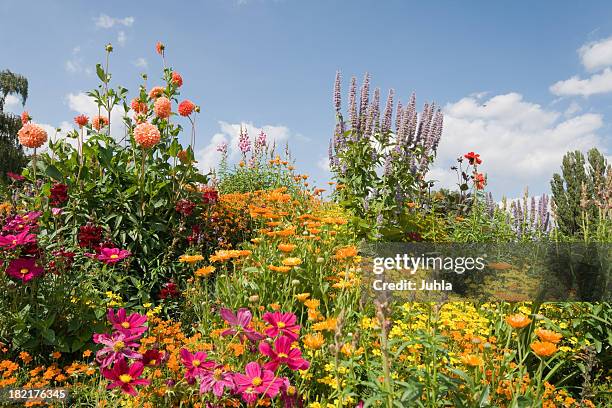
[65,46,90,75]
[195,121,292,172]
[3,94,21,112]
[317,156,330,171]
[65,92,127,141]
[579,36,612,71]
[564,101,581,117]
[430,92,607,198]
[550,67,612,96]
[94,14,134,29]
[117,31,127,46]
[134,58,148,69]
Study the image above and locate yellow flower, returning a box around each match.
[461,354,483,367]
[282,257,302,267]
[269,265,292,273]
[295,293,310,302]
[195,266,215,277]
[179,254,204,264]
[303,333,325,350]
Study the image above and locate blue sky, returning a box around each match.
[1,0,611,199]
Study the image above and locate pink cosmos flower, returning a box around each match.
[262,311,300,341]
[6,258,44,283]
[93,332,142,368]
[142,349,164,367]
[101,359,150,396]
[234,361,283,404]
[259,335,310,371]
[220,308,264,342]
[97,247,131,264]
[179,348,214,380]
[199,364,235,397]
[6,172,25,181]
[0,228,37,249]
[280,378,302,408]
[107,308,148,337]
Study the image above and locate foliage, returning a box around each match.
[0,69,28,183]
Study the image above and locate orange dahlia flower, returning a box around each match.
[171,72,183,87]
[154,97,171,119]
[131,98,148,114]
[17,123,47,148]
[530,341,557,357]
[148,86,165,99]
[74,114,89,128]
[155,41,165,55]
[505,314,532,329]
[21,111,31,125]
[535,329,562,344]
[178,100,195,117]
[92,115,109,130]
[134,122,161,149]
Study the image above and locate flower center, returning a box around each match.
[214,368,223,380]
[287,385,296,396]
[252,376,263,386]
[113,341,125,351]
[110,254,119,259]
[192,359,201,367]
[277,322,286,329]
[278,352,289,359]
[119,374,132,383]
[121,322,130,329]
[20,268,29,275]
[149,359,156,365]
[12,240,17,245]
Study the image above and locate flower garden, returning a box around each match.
[0,43,610,407]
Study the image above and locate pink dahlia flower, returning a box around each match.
[148,86,165,99]
[6,258,44,283]
[97,247,131,264]
[133,122,161,149]
[17,123,47,148]
[92,115,109,130]
[101,359,150,396]
[154,97,171,119]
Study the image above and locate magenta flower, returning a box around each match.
[107,308,148,337]
[280,378,302,408]
[2,211,42,232]
[142,349,163,367]
[101,359,150,396]
[6,172,25,181]
[220,308,264,342]
[262,311,300,341]
[179,348,214,380]
[199,364,235,397]
[234,361,283,404]
[6,258,44,283]
[97,247,131,264]
[93,332,142,368]
[0,228,37,249]
[259,335,310,371]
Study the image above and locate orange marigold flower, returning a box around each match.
[506,314,532,329]
[304,299,320,310]
[535,329,562,344]
[178,254,204,264]
[195,266,215,278]
[295,293,310,302]
[278,243,297,253]
[269,265,292,273]
[19,352,32,364]
[172,72,183,87]
[74,114,89,128]
[149,86,165,99]
[178,100,195,117]
[134,122,161,149]
[281,257,302,267]
[51,351,61,359]
[17,123,48,148]
[530,341,557,357]
[154,96,172,119]
[82,350,92,358]
[303,333,325,350]
[461,354,483,367]
[131,98,148,114]
[312,317,337,332]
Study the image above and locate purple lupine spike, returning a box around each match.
[358,72,370,132]
[371,87,381,134]
[406,93,418,145]
[238,125,251,154]
[333,71,342,114]
[432,110,444,153]
[530,196,536,228]
[349,76,358,131]
[415,103,431,146]
[383,153,393,176]
[381,89,394,134]
[400,92,416,143]
[395,101,403,137]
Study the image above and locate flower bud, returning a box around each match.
[105,43,113,53]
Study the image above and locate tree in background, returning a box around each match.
[0,70,28,182]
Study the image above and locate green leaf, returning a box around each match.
[96,64,106,83]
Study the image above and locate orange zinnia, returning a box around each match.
[505,314,532,329]
[535,328,562,344]
[530,341,557,357]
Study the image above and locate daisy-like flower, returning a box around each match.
[178,100,195,117]
[530,341,558,358]
[220,308,264,342]
[199,364,235,397]
[0,228,37,249]
[133,122,161,149]
[178,254,204,264]
[179,348,214,380]
[505,313,532,329]
[101,359,150,396]
[107,308,148,337]
[6,258,44,283]
[461,354,483,367]
[281,257,302,267]
[278,243,296,253]
[92,115,109,130]
[263,311,300,341]
[93,332,142,368]
[17,123,48,148]
[234,361,283,404]
[154,97,171,119]
[97,247,131,264]
[535,328,563,344]
[259,335,310,371]
[74,114,89,128]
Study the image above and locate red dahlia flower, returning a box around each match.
[464,151,482,165]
